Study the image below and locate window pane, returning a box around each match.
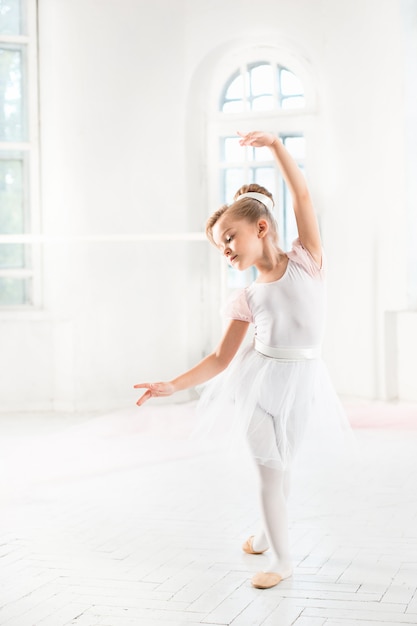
[221,70,249,111]
[252,145,273,162]
[283,136,305,160]
[252,167,275,197]
[223,168,244,203]
[0,156,25,232]
[0,46,25,141]
[227,264,256,289]
[251,95,274,111]
[222,99,245,113]
[0,242,26,268]
[0,276,32,305]
[222,137,242,162]
[280,69,304,96]
[225,72,244,100]
[250,63,273,96]
[0,0,22,35]
[281,95,305,109]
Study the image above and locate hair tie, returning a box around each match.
[237,192,274,212]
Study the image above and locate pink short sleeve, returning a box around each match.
[287,238,325,277]
[222,289,253,323]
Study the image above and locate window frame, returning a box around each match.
[0,0,41,310]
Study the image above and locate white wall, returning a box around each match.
[1,0,193,411]
[0,0,415,411]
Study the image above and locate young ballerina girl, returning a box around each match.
[134,130,350,589]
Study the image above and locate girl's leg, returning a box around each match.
[245,406,293,577]
[251,468,291,553]
[254,462,293,577]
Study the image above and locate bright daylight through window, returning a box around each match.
[0,0,38,307]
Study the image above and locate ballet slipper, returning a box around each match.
[242,535,268,555]
[251,571,282,589]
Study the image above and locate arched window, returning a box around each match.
[220,61,305,113]
[211,54,312,288]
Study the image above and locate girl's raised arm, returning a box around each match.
[238,131,322,265]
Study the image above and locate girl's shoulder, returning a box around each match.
[287,238,326,278]
[222,288,253,323]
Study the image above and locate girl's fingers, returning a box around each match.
[136,389,151,406]
[134,383,153,407]
[237,130,276,148]
[134,382,173,406]
[237,130,252,142]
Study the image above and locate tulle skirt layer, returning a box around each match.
[194,344,353,470]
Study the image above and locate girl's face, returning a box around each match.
[211,214,266,271]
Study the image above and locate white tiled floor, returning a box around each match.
[1,401,417,626]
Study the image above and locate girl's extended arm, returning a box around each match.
[238,130,322,265]
[134,319,249,406]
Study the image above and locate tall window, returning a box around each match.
[0,0,39,307]
[214,59,309,288]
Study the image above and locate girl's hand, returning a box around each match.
[237,130,277,148]
[134,381,175,406]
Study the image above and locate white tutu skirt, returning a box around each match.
[194,344,353,470]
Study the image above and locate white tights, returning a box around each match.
[251,464,293,576]
[247,409,293,577]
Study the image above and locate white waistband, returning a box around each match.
[254,338,321,361]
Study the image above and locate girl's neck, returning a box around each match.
[255,244,288,283]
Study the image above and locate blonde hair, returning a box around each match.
[206,184,278,245]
